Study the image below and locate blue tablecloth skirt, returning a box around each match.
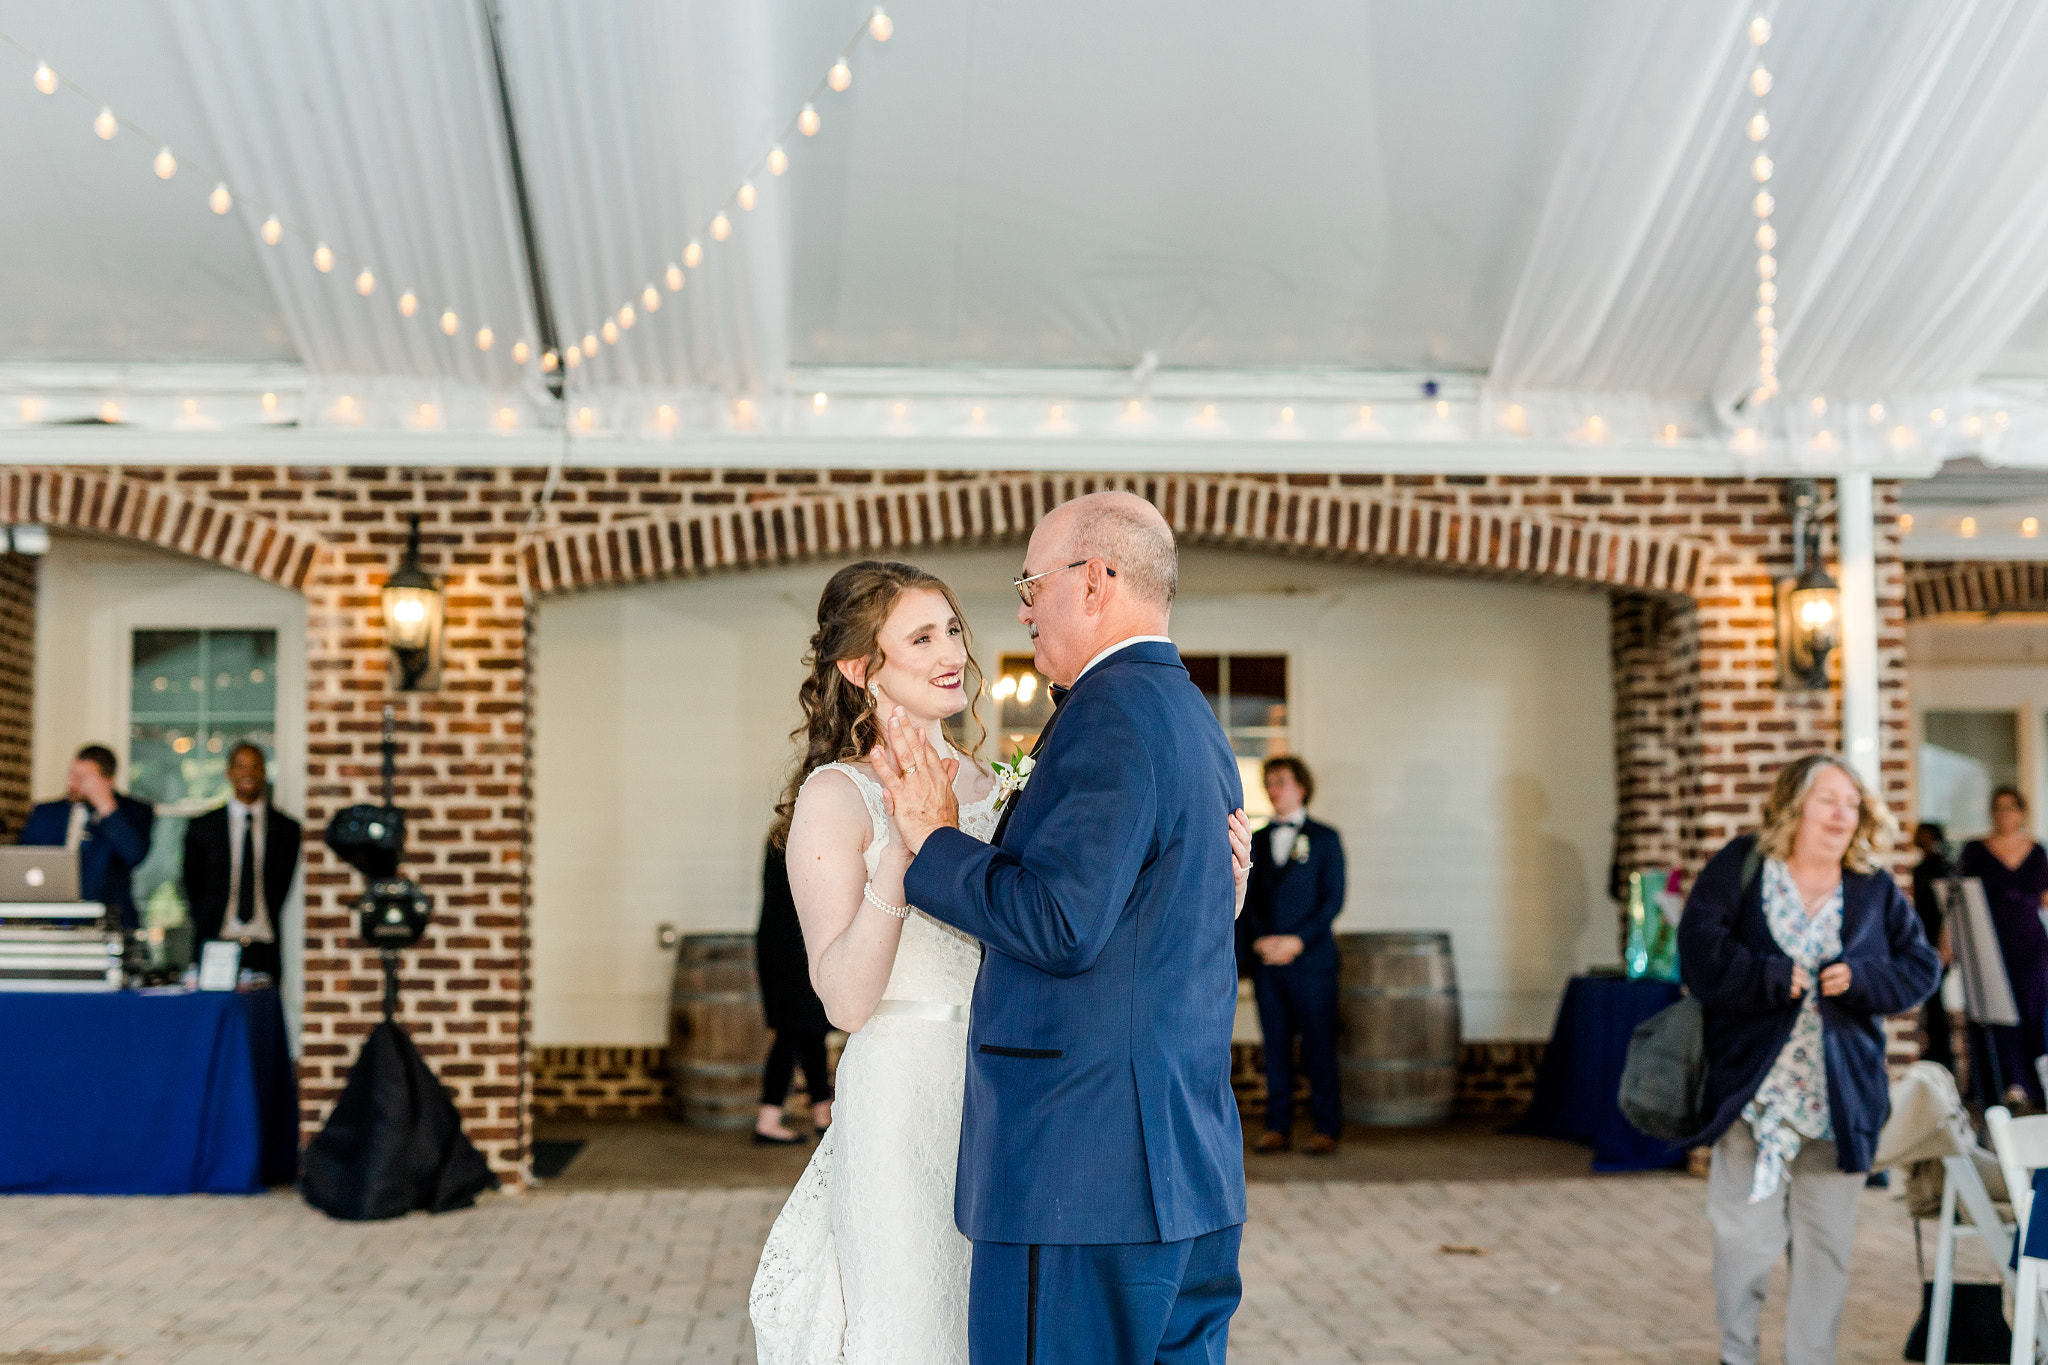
[1512,974,1687,1172]
[0,988,298,1195]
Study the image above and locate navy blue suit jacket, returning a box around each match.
[1677,834,1940,1172]
[905,640,1249,1245]
[1242,815,1346,973]
[18,794,155,929]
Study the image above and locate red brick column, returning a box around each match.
[0,551,34,838]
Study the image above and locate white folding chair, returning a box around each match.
[1879,1063,2015,1365]
[1984,1106,2048,1365]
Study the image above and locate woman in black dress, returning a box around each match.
[1959,786,2048,1109]
[755,838,835,1143]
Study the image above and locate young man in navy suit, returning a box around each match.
[1244,755,1348,1155]
[876,491,1249,1365]
[17,743,155,930]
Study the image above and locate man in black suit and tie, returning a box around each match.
[1245,755,1348,1155]
[182,743,302,984]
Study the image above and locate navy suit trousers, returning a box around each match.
[967,1225,1242,1365]
[1253,967,1343,1138]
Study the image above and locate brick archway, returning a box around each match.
[1906,561,2048,618]
[519,473,1711,600]
[0,468,319,589]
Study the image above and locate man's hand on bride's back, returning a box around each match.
[1229,808,1252,918]
[871,707,961,855]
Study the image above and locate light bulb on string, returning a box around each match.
[710,212,731,241]
[1754,191,1774,218]
[475,326,494,351]
[1756,223,1776,250]
[153,148,176,179]
[642,284,660,311]
[33,62,56,95]
[1758,281,1777,305]
[1756,254,1777,279]
[1750,15,1772,44]
[94,106,115,140]
[798,103,821,136]
[601,320,619,345]
[582,334,598,357]
[617,304,635,329]
[870,8,893,41]
[1751,155,1773,183]
[398,290,418,317]
[513,340,531,365]
[355,269,375,296]
[1751,66,1772,97]
[440,309,460,336]
[829,60,852,92]
[261,216,282,245]
[562,347,580,369]
[737,182,756,211]
[683,240,703,268]
[665,263,684,291]
[1756,305,1774,327]
[541,350,559,373]
[767,145,788,176]
[1748,112,1769,142]
[209,183,231,214]
[312,243,334,272]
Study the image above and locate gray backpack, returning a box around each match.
[1616,845,1761,1141]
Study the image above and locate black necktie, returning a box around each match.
[236,815,257,931]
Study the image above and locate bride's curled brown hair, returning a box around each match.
[770,560,984,847]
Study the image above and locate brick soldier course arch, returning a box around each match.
[1906,561,2048,618]
[521,473,1709,600]
[0,464,1910,1181]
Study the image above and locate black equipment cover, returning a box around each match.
[323,805,405,879]
[300,1020,498,1220]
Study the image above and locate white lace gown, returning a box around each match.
[750,762,1000,1365]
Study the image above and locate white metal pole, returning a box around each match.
[1836,472,1880,787]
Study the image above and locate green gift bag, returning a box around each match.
[1624,870,1683,983]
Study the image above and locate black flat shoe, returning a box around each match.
[753,1130,806,1146]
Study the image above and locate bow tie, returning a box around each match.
[1049,684,1070,705]
[1273,817,1303,829]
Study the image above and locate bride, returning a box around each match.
[750,559,1251,1365]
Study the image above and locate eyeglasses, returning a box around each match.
[1012,559,1113,607]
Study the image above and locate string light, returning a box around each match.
[312,243,333,273]
[641,284,660,311]
[1745,7,1778,407]
[440,309,460,336]
[512,340,530,364]
[32,60,54,94]
[601,320,619,345]
[209,183,231,214]
[710,212,731,241]
[541,349,558,373]
[799,103,821,136]
[398,290,418,318]
[736,182,756,211]
[828,60,852,92]
[683,240,704,269]
[767,145,788,176]
[617,304,635,329]
[870,7,894,41]
[355,269,375,296]
[153,148,175,179]
[475,326,494,351]
[93,105,115,140]
[261,216,282,246]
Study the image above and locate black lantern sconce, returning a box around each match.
[1774,480,1841,691]
[381,515,444,692]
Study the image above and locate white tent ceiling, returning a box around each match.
[4,0,2048,475]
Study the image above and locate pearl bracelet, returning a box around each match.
[863,882,913,919]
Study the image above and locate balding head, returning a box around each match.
[1019,491,1177,685]
[1046,491,1177,607]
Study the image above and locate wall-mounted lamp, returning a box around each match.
[1775,479,1840,690]
[381,515,443,692]
[2,524,50,555]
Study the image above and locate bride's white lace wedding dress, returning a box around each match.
[750,761,1001,1365]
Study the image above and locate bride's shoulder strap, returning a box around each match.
[799,761,889,843]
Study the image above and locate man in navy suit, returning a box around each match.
[877,491,1248,1364]
[17,743,154,930]
[1243,755,1348,1155]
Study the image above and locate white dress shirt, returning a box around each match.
[222,797,274,943]
[1075,634,1174,682]
[1267,812,1306,866]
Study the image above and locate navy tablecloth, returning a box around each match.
[1512,974,1687,1172]
[0,988,298,1195]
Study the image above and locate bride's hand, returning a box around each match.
[1229,807,1252,918]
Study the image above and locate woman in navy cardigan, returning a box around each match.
[1677,754,1938,1365]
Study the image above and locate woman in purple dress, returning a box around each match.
[1959,786,2048,1109]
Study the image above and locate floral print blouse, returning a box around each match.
[1740,858,1843,1203]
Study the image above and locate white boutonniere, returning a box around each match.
[1290,831,1311,864]
[990,752,1035,809]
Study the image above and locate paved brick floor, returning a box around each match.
[0,1176,1987,1364]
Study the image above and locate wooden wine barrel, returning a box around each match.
[668,932,769,1129]
[1337,931,1461,1126]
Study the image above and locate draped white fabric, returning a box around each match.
[165,0,550,429]
[10,0,2048,464]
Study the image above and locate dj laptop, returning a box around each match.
[0,846,81,903]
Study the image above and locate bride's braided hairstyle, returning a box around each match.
[770,560,986,848]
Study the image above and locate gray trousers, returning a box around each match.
[1707,1123,1866,1365]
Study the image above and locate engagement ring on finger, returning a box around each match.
[905,763,919,775]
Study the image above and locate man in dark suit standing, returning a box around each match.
[1246,755,1348,1156]
[878,491,1249,1365]
[18,744,154,930]
[182,743,301,984]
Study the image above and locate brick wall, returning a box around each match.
[533,1046,668,1120]
[0,466,1915,1179]
[0,552,34,838]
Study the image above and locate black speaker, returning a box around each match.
[324,804,404,879]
